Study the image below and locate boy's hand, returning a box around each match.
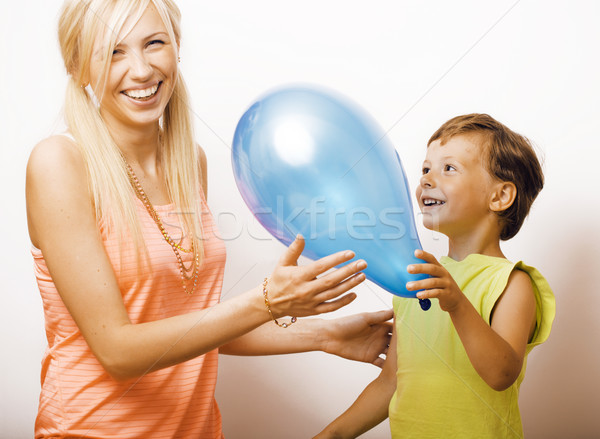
[405,249,466,313]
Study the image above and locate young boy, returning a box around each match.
[315,114,556,438]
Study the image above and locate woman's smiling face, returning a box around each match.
[88,3,178,132]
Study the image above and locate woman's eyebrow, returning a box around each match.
[143,31,170,40]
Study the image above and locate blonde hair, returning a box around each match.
[57,0,204,265]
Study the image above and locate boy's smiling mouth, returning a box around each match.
[422,198,445,206]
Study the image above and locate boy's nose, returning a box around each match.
[420,173,435,188]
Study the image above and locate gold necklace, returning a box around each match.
[123,160,199,295]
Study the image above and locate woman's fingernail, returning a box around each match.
[356,260,367,270]
[407,265,414,273]
[345,250,355,258]
[406,282,414,289]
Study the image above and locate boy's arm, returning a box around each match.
[314,321,398,439]
[407,250,536,391]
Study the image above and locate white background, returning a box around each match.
[2,1,599,438]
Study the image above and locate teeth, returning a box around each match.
[424,199,444,206]
[123,83,159,99]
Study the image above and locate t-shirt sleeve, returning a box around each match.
[515,261,556,350]
[480,261,518,325]
[480,261,556,349]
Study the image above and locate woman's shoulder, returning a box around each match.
[26,135,94,248]
[27,134,90,199]
[28,134,86,179]
[30,133,80,157]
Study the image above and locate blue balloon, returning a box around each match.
[231,84,428,298]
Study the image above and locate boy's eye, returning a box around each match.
[422,167,430,175]
[444,164,456,172]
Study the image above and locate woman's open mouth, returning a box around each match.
[122,82,161,101]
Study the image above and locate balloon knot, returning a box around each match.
[419,298,431,311]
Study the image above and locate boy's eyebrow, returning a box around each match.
[440,155,466,164]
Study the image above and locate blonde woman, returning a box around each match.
[26,0,393,437]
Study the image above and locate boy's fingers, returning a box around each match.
[414,249,438,264]
[407,277,441,291]
[416,289,441,300]
[372,356,385,368]
[407,262,446,277]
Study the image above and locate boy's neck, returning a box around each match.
[447,230,505,262]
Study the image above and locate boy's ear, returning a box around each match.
[489,182,516,212]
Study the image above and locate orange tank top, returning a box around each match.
[33,192,226,438]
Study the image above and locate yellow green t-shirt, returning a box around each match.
[389,254,555,438]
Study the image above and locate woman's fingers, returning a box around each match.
[271,242,371,318]
[313,292,357,314]
[277,234,306,266]
[313,271,366,303]
[303,249,357,279]
[364,309,394,325]
[312,258,367,291]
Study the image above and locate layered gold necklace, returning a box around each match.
[123,159,199,295]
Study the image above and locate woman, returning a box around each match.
[26,0,392,437]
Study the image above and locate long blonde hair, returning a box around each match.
[57,0,204,264]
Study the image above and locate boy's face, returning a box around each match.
[416,134,498,237]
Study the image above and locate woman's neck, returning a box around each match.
[106,122,161,170]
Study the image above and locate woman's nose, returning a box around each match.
[128,52,153,80]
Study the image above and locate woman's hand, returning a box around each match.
[320,310,394,367]
[405,249,467,312]
[267,235,367,318]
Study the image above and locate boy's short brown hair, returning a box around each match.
[428,113,544,240]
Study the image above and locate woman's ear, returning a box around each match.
[75,65,90,89]
[490,181,516,212]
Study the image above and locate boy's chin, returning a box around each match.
[419,213,441,232]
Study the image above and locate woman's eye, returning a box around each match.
[148,39,164,47]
